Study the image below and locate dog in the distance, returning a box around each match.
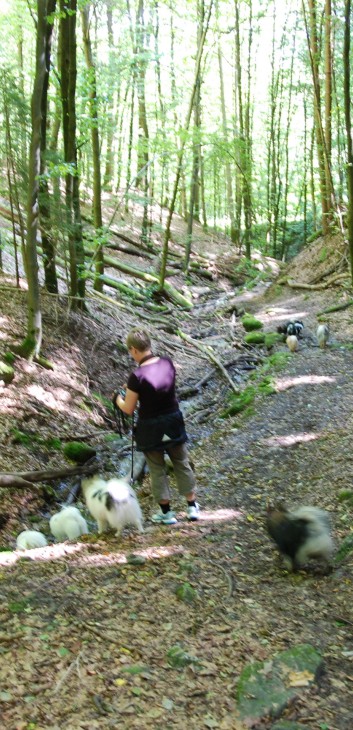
[266,504,333,571]
[81,475,144,537]
[317,324,329,349]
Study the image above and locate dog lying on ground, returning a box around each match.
[266,504,333,571]
[81,475,144,537]
[50,505,89,541]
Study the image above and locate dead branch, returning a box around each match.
[309,259,346,284]
[286,272,348,290]
[177,330,239,394]
[317,299,353,315]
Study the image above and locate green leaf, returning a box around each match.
[57,647,70,657]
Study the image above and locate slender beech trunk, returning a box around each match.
[39,0,58,294]
[60,0,85,306]
[185,0,204,271]
[159,0,214,291]
[343,0,353,283]
[22,0,49,359]
[81,3,104,292]
[303,0,331,232]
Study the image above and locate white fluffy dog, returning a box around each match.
[50,505,89,541]
[16,530,48,550]
[81,475,144,537]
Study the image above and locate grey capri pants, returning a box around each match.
[144,443,195,502]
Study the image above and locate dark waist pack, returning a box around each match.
[134,410,187,452]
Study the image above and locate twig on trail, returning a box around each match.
[177,330,240,394]
[209,560,234,599]
[53,650,84,695]
[334,615,353,627]
[79,621,127,645]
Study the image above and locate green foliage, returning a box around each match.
[258,376,276,396]
[63,441,96,464]
[45,437,62,451]
[10,429,62,451]
[166,644,200,669]
[11,428,32,446]
[174,582,198,604]
[338,489,353,504]
[221,386,256,418]
[334,533,353,563]
[264,333,284,349]
[9,599,30,613]
[319,247,328,263]
[244,332,266,344]
[0,360,14,383]
[242,314,263,331]
[3,351,15,364]
[262,352,290,371]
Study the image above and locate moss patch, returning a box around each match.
[63,441,97,464]
[242,314,263,331]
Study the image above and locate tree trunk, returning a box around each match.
[343,0,353,284]
[39,0,58,294]
[159,0,214,291]
[185,0,204,270]
[81,3,104,292]
[59,0,85,306]
[21,0,50,359]
[304,0,331,233]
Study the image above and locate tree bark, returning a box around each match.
[60,0,85,306]
[343,0,353,284]
[21,0,50,359]
[81,3,104,292]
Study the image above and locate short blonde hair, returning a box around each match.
[126,328,151,352]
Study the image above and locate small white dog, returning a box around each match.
[81,475,144,537]
[50,505,89,541]
[16,530,48,550]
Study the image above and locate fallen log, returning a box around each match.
[0,461,98,489]
[285,272,348,290]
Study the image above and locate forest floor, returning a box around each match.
[1,212,353,729]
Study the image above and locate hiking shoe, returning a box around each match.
[151,510,177,525]
[187,503,200,521]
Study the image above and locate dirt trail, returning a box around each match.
[1,284,353,729]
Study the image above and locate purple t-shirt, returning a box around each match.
[127,356,179,419]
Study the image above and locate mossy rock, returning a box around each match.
[242,314,263,331]
[237,644,322,722]
[0,361,15,384]
[63,441,96,464]
[244,332,266,345]
[221,386,256,418]
[265,332,284,349]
